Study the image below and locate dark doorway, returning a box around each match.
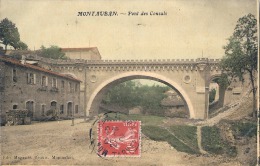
[26,101,34,118]
[67,102,73,117]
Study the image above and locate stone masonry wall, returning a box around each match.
[1,62,81,121]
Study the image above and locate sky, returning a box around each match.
[0,0,257,60]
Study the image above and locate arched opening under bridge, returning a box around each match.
[86,72,195,118]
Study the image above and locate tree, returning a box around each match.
[0,18,28,51]
[15,41,28,50]
[38,45,68,60]
[0,18,20,51]
[209,89,216,103]
[104,80,170,116]
[221,13,257,117]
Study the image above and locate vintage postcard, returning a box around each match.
[0,0,258,165]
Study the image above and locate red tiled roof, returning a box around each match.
[0,56,81,82]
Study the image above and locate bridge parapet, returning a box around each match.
[196,58,221,63]
[34,57,221,69]
[49,58,220,65]
[208,59,221,62]
[85,59,198,64]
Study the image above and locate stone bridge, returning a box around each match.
[42,57,223,120]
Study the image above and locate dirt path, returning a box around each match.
[193,96,253,157]
[196,105,240,127]
[196,96,252,127]
[2,92,253,165]
[1,118,239,166]
[196,126,207,154]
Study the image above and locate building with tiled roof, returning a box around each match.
[161,90,189,118]
[61,47,101,60]
[0,55,82,124]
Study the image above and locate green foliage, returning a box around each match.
[104,80,170,116]
[166,135,198,154]
[215,74,230,89]
[142,125,199,154]
[38,45,68,60]
[221,13,257,79]
[142,125,171,141]
[105,81,139,108]
[16,41,28,50]
[201,126,223,154]
[231,121,257,138]
[106,113,165,126]
[166,109,189,118]
[0,18,20,50]
[201,126,237,157]
[221,13,257,116]
[139,85,169,116]
[209,89,216,103]
[169,125,199,152]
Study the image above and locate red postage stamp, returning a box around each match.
[97,120,141,157]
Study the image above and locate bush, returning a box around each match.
[103,81,170,116]
[106,113,165,126]
[169,125,199,152]
[142,125,199,154]
[202,126,237,157]
[202,126,225,154]
[142,125,171,141]
[165,109,189,118]
[231,121,257,138]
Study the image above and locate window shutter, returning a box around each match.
[46,77,48,86]
[33,74,36,84]
[41,76,44,86]
[12,69,14,82]
[27,73,29,84]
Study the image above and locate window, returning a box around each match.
[41,105,45,116]
[12,68,17,82]
[51,101,57,110]
[13,104,18,109]
[75,105,78,114]
[60,105,64,114]
[68,82,73,93]
[75,83,78,92]
[41,76,48,87]
[52,78,57,88]
[27,73,36,84]
[61,80,65,90]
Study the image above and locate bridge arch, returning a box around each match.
[86,71,195,118]
[208,74,222,84]
[208,74,226,110]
